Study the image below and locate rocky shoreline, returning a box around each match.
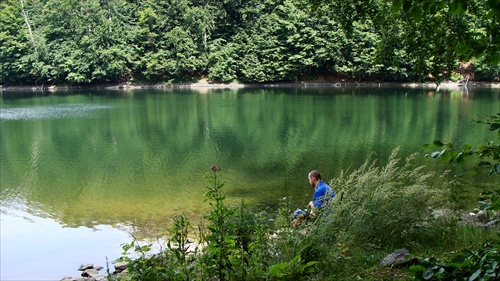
[61,262,128,281]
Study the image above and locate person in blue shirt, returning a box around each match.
[307,170,335,211]
[293,170,335,226]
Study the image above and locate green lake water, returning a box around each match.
[1,86,499,280]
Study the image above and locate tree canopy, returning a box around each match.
[1,0,498,85]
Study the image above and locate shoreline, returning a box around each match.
[1,80,499,92]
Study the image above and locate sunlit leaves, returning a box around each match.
[1,0,499,84]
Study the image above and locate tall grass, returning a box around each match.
[112,149,498,281]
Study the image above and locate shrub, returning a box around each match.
[324,148,451,249]
[410,241,500,280]
[289,148,453,280]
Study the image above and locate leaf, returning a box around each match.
[403,0,412,12]
[487,53,500,65]
[433,140,444,147]
[437,1,447,9]
[490,163,500,175]
[441,150,454,162]
[413,9,423,23]
[430,151,441,158]
[392,0,403,14]
[455,43,470,56]
[449,1,464,15]
[469,268,481,281]
[422,269,434,280]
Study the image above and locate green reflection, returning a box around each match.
[1,87,499,232]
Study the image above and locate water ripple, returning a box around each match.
[0,104,111,120]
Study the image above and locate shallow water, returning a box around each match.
[1,86,499,280]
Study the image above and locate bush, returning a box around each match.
[323,148,450,249]
[410,241,500,280]
[288,148,454,280]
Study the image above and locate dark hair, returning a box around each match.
[309,170,321,180]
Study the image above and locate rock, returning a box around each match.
[89,274,106,281]
[476,210,489,223]
[381,248,410,267]
[94,265,104,272]
[81,269,98,277]
[485,219,499,228]
[78,264,94,271]
[114,261,128,272]
[116,268,128,278]
[61,277,77,281]
[431,209,455,219]
[460,212,480,224]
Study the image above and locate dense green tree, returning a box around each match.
[0,0,44,84]
[308,0,500,83]
[0,0,498,85]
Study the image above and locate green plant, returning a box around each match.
[424,113,500,176]
[449,71,463,82]
[410,241,500,280]
[266,254,317,280]
[201,165,237,280]
[324,148,450,249]
[115,238,171,280]
[168,215,196,280]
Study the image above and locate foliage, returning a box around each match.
[266,255,317,280]
[1,0,499,85]
[423,113,500,176]
[410,241,500,281]
[473,55,500,82]
[115,239,172,280]
[282,148,457,280]
[324,148,450,249]
[308,0,500,84]
[201,165,237,280]
[113,165,318,280]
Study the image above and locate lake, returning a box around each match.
[1,86,499,280]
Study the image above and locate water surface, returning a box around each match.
[1,86,499,280]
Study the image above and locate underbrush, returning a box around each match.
[110,149,499,281]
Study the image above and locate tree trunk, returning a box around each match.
[20,0,37,53]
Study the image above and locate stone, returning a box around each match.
[114,261,128,272]
[116,268,128,278]
[94,265,104,272]
[78,264,94,271]
[89,274,106,281]
[485,219,499,228]
[81,269,98,277]
[381,248,410,267]
[431,209,455,219]
[60,277,77,281]
[476,210,489,223]
[460,212,480,224]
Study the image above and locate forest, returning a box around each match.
[1,0,499,86]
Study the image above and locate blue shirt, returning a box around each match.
[312,180,335,209]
